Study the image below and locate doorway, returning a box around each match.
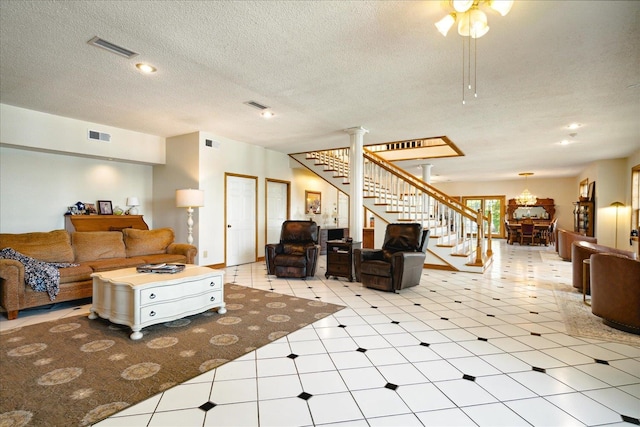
[266,179,290,245]
[462,196,506,238]
[225,173,257,266]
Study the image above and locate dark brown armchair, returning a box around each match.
[354,223,430,292]
[265,220,320,278]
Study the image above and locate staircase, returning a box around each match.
[290,148,493,273]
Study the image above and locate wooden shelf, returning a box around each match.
[65,215,149,232]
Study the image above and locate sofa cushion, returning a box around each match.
[59,264,94,284]
[72,231,126,263]
[123,228,174,258]
[84,258,142,272]
[0,230,74,263]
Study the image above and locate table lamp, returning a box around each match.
[126,197,140,215]
[176,189,205,244]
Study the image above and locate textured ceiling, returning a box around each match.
[0,1,638,182]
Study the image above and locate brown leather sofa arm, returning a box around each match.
[264,243,281,275]
[557,229,597,261]
[0,259,26,320]
[305,245,321,276]
[391,252,426,290]
[353,248,380,282]
[166,243,197,264]
[590,253,640,334]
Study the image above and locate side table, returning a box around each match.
[325,240,360,281]
[583,258,591,306]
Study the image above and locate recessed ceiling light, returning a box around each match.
[261,110,274,119]
[567,123,581,130]
[560,140,570,145]
[136,63,157,74]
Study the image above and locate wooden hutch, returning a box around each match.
[507,198,555,223]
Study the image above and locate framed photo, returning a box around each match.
[97,200,113,215]
[587,181,596,201]
[84,203,97,214]
[305,190,321,215]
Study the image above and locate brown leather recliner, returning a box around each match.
[354,223,430,292]
[571,241,637,294]
[590,252,640,334]
[557,229,597,261]
[265,220,320,278]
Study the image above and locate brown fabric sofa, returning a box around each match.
[571,241,637,294]
[557,229,597,261]
[0,228,196,320]
[590,253,640,334]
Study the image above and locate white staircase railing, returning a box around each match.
[303,148,493,267]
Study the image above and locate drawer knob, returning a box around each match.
[210,296,216,301]
[149,311,156,317]
[149,293,156,300]
[210,281,215,287]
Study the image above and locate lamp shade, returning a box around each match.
[435,13,456,36]
[176,189,204,208]
[126,197,140,207]
[458,9,490,38]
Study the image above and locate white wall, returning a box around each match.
[0,104,165,164]
[0,146,153,233]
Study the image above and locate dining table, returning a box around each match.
[506,222,551,245]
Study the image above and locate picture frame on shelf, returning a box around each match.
[305,190,321,215]
[587,181,596,201]
[84,203,97,215]
[97,200,113,215]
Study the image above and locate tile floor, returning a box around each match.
[2,241,639,426]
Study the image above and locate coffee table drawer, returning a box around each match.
[140,275,223,304]
[140,290,223,324]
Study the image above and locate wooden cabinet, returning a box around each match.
[573,201,595,237]
[65,215,149,232]
[363,228,374,249]
[319,227,349,254]
[507,198,555,222]
[325,240,360,282]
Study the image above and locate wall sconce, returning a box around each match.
[176,189,205,245]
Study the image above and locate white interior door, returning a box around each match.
[226,174,256,266]
[266,180,289,244]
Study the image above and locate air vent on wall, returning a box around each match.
[88,130,111,142]
[244,101,269,110]
[87,36,139,59]
[205,139,220,149]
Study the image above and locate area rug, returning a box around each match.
[0,284,344,427]
[552,282,640,347]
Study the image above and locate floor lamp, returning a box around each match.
[176,189,204,245]
[610,201,624,248]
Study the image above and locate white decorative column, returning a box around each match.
[345,126,368,244]
[421,163,433,184]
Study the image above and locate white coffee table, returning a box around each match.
[89,265,226,340]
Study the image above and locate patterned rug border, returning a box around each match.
[0,283,345,426]
[552,282,640,346]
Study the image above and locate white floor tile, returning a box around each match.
[299,370,347,394]
[307,392,363,425]
[462,402,530,426]
[505,397,583,426]
[257,374,302,400]
[545,392,622,425]
[258,396,313,427]
[434,378,498,407]
[351,388,411,418]
[210,378,257,404]
[203,401,259,427]
[583,387,640,418]
[509,371,576,396]
[396,383,456,412]
[415,407,476,426]
[148,408,205,426]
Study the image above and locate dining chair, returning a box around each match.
[520,221,536,245]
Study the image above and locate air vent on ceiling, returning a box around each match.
[87,36,139,59]
[244,101,269,110]
[88,130,111,142]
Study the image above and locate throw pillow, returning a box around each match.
[123,228,174,258]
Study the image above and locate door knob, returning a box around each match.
[227,224,232,228]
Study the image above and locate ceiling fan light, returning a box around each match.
[435,13,456,36]
[458,9,490,38]
[451,0,473,13]
[489,0,514,16]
